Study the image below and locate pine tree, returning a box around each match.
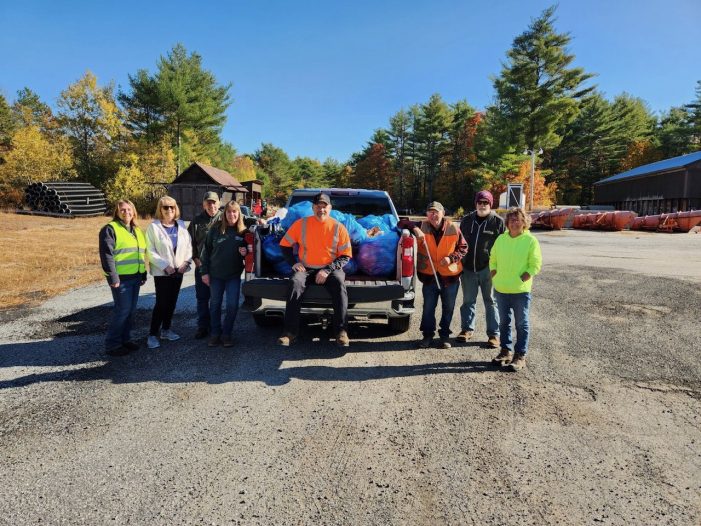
[684,80,701,149]
[490,6,594,152]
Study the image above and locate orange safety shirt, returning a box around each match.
[416,220,463,277]
[280,216,352,269]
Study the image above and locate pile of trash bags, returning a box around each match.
[262,202,401,277]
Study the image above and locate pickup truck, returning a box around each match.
[241,188,417,332]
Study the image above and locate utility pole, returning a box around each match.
[523,148,543,210]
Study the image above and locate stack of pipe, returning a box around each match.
[24,181,107,216]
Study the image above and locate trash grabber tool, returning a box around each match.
[421,236,442,290]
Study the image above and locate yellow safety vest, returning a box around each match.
[107,220,146,276]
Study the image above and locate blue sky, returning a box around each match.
[2,0,699,162]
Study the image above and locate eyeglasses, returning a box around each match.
[476,200,490,205]
[162,205,175,211]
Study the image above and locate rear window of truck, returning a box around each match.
[287,195,394,217]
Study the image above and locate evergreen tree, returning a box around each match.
[293,156,328,188]
[656,107,694,158]
[490,6,594,153]
[387,109,412,208]
[415,94,451,202]
[684,80,701,149]
[120,44,231,176]
[253,143,295,205]
[12,88,55,133]
[0,94,15,153]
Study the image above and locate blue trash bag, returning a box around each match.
[262,234,285,263]
[382,213,398,232]
[356,231,399,277]
[330,210,368,244]
[273,259,293,277]
[280,201,314,229]
[342,258,358,275]
[357,214,386,231]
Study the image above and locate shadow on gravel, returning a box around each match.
[0,310,501,389]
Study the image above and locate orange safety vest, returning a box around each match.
[280,216,352,268]
[416,220,463,277]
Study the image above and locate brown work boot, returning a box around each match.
[278,333,296,347]
[336,330,350,347]
[456,330,474,342]
[508,353,526,371]
[221,336,234,348]
[492,348,513,365]
[208,336,222,347]
[486,336,500,349]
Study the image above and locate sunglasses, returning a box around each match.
[476,200,490,205]
[162,205,175,211]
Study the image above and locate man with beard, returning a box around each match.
[456,190,505,348]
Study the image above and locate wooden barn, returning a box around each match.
[594,151,701,215]
[167,162,249,220]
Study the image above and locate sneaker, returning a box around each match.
[106,346,130,357]
[221,336,234,348]
[278,333,296,347]
[419,336,433,348]
[160,329,180,341]
[122,341,140,352]
[208,336,222,347]
[194,327,209,339]
[509,353,526,371]
[336,330,350,348]
[456,330,474,342]
[147,335,160,349]
[492,348,513,365]
[439,338,452,349]
[486,336,500,349]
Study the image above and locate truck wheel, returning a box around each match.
[253,312,282,327]
[388,315,411,333]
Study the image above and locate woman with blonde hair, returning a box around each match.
[99,199,147,356]
[145,196,193,349]
[201,200,248,347]
[489,207,542,371]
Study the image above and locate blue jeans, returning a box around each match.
[105,276,141,350]
[459,267,499,337]
[195,268,211,330]
[209,277,241,338]
[495,291,531,355]
[419,279,460,339]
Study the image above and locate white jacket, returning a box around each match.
[146,219,193,276]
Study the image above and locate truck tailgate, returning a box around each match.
[242,276,405,303]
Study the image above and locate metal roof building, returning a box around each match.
[594,151,701,215]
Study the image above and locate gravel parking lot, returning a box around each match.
[1,229,700,525]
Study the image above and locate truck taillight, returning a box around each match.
[400,231,414,277]
[244,232,254,275]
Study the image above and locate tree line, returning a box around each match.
[1,6,700,213]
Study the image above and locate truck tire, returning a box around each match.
[388,315,411,333]
[253,312,282,327]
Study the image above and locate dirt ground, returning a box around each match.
[0,229,699,525]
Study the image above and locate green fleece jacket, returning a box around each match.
[489,230,542,293]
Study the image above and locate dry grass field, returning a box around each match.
[0,212,149,309]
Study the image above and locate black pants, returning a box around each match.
[150,274,184,336]
[284,269,348,336]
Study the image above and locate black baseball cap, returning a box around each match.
[312,192,331,205]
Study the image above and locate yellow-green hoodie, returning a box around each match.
[489,230,542,293]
